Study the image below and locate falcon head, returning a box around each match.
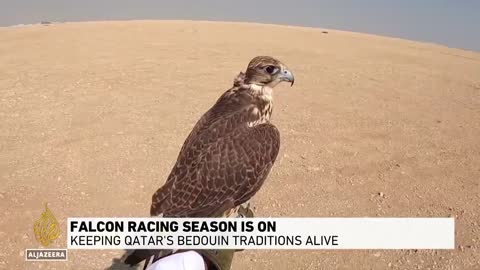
[244,56,294,88]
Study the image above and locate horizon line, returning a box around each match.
[3,18,479,54]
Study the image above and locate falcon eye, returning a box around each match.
[265,65,278,74]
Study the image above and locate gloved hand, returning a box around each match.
[146,250,206,270]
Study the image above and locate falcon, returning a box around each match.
[125,56,294,265]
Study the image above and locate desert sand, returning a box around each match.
[0,20,479,270]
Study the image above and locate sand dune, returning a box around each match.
[0,20,479,269]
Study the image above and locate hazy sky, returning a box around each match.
[1,0,479,51]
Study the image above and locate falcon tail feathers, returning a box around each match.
[124,249,163,267]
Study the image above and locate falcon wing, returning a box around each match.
[150,112,280,217]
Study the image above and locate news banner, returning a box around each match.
[67,218,454,249]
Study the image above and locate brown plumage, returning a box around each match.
[150,56,294,217]
[125,56,294,266]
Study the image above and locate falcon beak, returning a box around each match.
[279,68,295,86]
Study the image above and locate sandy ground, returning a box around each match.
[0,20,479,270]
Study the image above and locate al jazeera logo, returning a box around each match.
[25,203,67,261]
